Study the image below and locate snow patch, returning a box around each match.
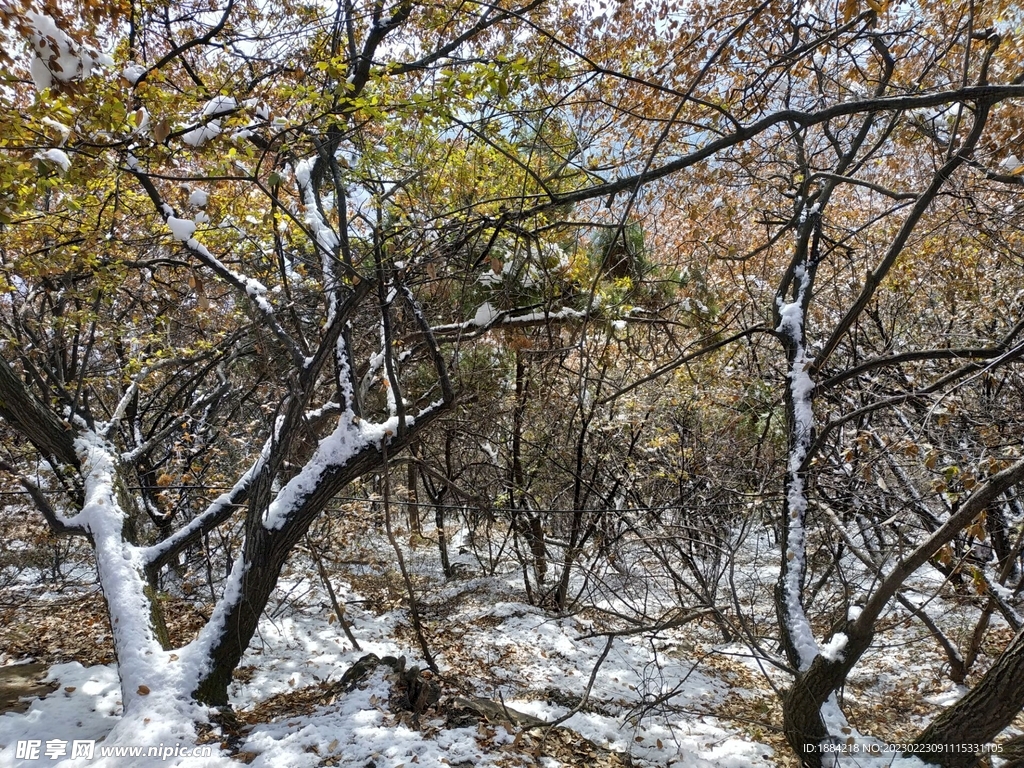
[34,148,71,173]
[167,217,197,241]
[820,632,848,662]
[181,120,222,148]
[472,302,498,327]
[24,11,94,91]
[201,96,237,117]
[122,64,147,84]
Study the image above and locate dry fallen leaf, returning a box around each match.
[154,118,171,143]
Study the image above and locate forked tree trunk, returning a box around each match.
[781,627,875,768]
[192,418,443,705]
[781,456,1024,765]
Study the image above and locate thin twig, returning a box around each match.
[523,635,615,731]
[305,533,361,651]
[381,435,438,672]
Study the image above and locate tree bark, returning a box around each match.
[0,354,79,467]
[781,458,1024,763]
[913,626,1024,767]
[193,410,447,705]
[782,627,875,768]
[407,441,420,534]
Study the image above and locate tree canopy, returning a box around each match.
[4,0,1024,764]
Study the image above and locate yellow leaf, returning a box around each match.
[971,568,987,595]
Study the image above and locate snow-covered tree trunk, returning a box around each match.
[187,404,447,705]
[774,209,822,676]
[61,436,207,748]
[776,101,1002,765]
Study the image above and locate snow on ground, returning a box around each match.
[0,513,1009,768]
[0,592,773,767]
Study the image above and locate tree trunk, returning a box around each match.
[912,626,1024,767]
[0,354,79,467]
[781,625,875,767]
[192,525,288,705]
[193,412,447,705]
[407,442,421,534]
[435,497,452,578]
